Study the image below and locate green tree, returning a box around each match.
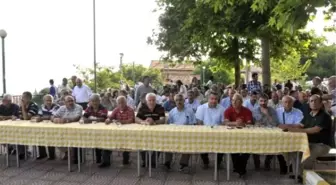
[271,51,311,82]
[305,44,336,79]
[121,64,163,89]
[193,59,235,85]
[74,64,163,92]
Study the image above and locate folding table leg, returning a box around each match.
[137,151,141,177]
[295,152,300,182]
[6,144,9,167]
[16,145,20,168]
[149,151,152,177]
[214,153,218,181]
[67,147,71,172]
[78,148,81,172]
[226,154,230,181]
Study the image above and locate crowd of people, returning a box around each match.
[0,73,335,183]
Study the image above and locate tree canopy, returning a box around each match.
[75,64,163,92]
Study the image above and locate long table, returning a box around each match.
[0,121,310,181]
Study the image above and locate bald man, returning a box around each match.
[72,78,92,110]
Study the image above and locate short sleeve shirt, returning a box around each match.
[0,103,19,117]
[224,106,253,124]
[53,104,83,119]
[163,100,176,112]
[195,103,225,126]
[276,107,303,125]
[252,107,279,126]
[168,107,196,125]
[38,104,60,116]
[18,102,39,118]
[136,104,165,121]
[110,106,135,122]
[83,104,108,119]
[184,99,200,113]
[303,110,332,145]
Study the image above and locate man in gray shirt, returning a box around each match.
[134,76,153,106]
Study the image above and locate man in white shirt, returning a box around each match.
[72,78,92,109]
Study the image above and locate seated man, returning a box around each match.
[0,94,19,120]
[118,90,135,109]
[224,93,252,177]
[32,94,59,160]
[135,93,165,168]
[195,91,225,169]
[105,96,135,167]
[276,95,304,174]
[252,93,287,174]
[287,94,332,183]
[166,94,196,171]
[163,91,176,112]
[184,90,200,112]
[80,94,108,166]
[17,91,39,159]
[52,95,83,164]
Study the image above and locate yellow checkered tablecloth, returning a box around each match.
[0,121,310,161]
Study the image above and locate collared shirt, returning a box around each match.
[83,104,108,119]
[196,94,205,103]
[247,80,262,93]
[134,84,153,106]
[220,97,231,112]
[38,104,59,116]
[303,109,332,145]
[110,106,135,121]
[18,102,39,118]
[224,106,253,123]
[276,107,303,125]
[50,85,57,98]
[168,107,196,125]
[72,84,92,103]
[195,103,225,126]
[252,106,279,126]
[53,104,83,119]
[163,100,176,112]
[136,104,165,121]
[0,103,19,117]
[243,100,259,111]
[184,99,200,112]
[268,100,283,109]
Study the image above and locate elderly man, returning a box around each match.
[268,91,282,109]
[224,93,253,177]
[196,91,225,169]
[33,94,59,160]
[298,91,308,104]
[275,95,304,174]
[0,94,19,120]
[290,90,303,111]
[135,93,165,168]
[118,90,135,109]
[193,87,204,103]
[220,89,236,112]
[287,94,332,183]
[323,75,336,116]
[72,78,92,110]
[80,94,109,166]
[52,95,83,164]
[104,96,135,167]
[184,90,200,113]
[252,94,287,173]
[58,78,71,97]
[247,73,262,94]
[165,94,196,171]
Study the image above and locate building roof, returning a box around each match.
[150,60,195,71]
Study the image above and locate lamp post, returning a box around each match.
[93,0,97,93]
[132,61,135,86]
[202,66,205,85]
[0,29,7,95]
[119,53,124,88]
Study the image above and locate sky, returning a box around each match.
[0,0,335,95]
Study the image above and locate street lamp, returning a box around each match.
[0,29,7,95]
[202,66,205,85]
[119,53,124,87]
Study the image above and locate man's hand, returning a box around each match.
[31,117,41,122]
[236,119,245,127]
[288,128,300,132]
[146,118,154,125]
[105,118,111,125]
[11,115,18,121]
[53,118,67,124]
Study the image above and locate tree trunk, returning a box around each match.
[261,37,271,86]
[233,37,240,88]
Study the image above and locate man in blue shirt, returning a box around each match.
[165,94,196,171]
[243,91,259,111]
[163,91,176,112]
[275,95,304,174]
[184,90,200,112]
[220,89,235,112]
[196,91,225,169]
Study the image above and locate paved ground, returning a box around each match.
[0,150,314,185]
